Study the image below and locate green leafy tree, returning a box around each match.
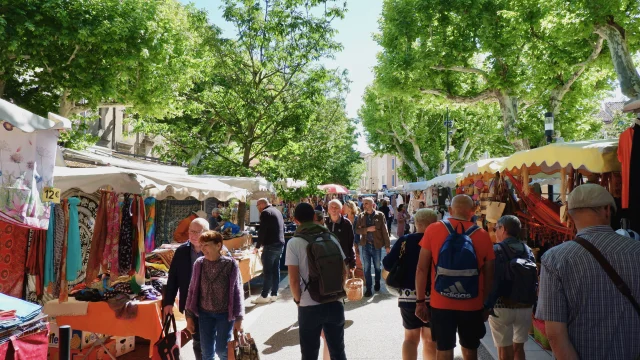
[0,0,209,117]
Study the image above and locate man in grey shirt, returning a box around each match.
[536,184,640,360]
[286,202,347,360]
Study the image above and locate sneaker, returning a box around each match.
[270,295,278,302]
[364,289,373,297]
[374,283,381,291]
[251,296,271,304]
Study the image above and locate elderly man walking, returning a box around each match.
[163,217,209,360]
[355,197,391,297]
[536,184,640,360]
[253,198,285,304]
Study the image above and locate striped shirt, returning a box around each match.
[535,226,640,360]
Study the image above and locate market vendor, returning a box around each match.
[163,217,209,360]
[208,209,222,231]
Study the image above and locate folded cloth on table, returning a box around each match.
[43,298,89,317]
[0,294,42,328]
[145,248,175,268]
[145,262,169,272]
[107,293,138,320]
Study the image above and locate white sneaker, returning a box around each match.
[251,296,271,304]
[270,295,278,302]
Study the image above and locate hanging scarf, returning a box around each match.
[58,199,70,302]
[66,197,82,281]
[102,192,121,278]
[26,229,47,297]
[118,194,134,275]
[85,191,110,285]
[134,195,146,286]
[144,197,156,253]
[51,203,65,297]
[43,204,55,287]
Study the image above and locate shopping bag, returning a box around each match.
[485,202,506,223]
[228,329,260,360]
[152,314,182,360]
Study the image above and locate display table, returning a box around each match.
[56,299,162,358]
[237,252,263,292]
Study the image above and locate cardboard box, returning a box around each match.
[70,329,105,350]
[113,336,135,357]
[48,322,59,348]
[48,347,80,360]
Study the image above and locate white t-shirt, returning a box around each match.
[285,234,345,307]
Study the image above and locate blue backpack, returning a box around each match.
[434,220,480,299]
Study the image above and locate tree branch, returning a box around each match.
[419,88,498,104]
[66,45,80,65]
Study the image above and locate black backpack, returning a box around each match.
[298,232,347,303]
[497,241,538,305]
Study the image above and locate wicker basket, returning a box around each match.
[345,277,364,301]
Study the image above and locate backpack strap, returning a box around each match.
[574,237,640,318]
[440,220,455,234]
[465,225,480,237]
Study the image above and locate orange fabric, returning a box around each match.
[618,127,634,209]
[173,214,197,243]
[419,219,495,311]
[56,300,162,358]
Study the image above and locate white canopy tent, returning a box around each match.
[0,98,72,132]
[195,175,275,199]
[54,166,248,202]
[405,173,462,192]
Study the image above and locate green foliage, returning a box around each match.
[58,115,101,150]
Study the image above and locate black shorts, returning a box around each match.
[430,308,486,351]
[400,307,430,330]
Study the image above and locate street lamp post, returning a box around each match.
[545,112,555,144]
[444,108,454,174]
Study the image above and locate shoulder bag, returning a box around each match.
[385,241,407,293]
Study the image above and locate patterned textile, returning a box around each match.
[0,124,58,230]
[154,198,201,246]
[132,195,145,286]
[85,191,109,285]
[0,220,29,297]
[58,199,69,302]
[146,248,174,268]
[44,204,55,287]
[103,192,121,277]
[144,197,156,253]
[61,190,99,287]
[52,203,65,297]
[118,194,134,275]
[66,197,82,281]
[25,229,46,297]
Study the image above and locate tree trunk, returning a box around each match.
[59,90,74,118]
[237,201,246,230]
[392,138,420,178]
[497,92,528,150]
[595,23,640,100]
[0,79,5,99]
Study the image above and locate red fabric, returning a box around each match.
[85,191,109,284]
[173,214,197,243]
[618,127,633,209]
[0,220,29,298]
[504,172,573,235]
[0,327,49,360]
[25,230,47,297]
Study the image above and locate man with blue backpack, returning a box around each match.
[415,195,495,360]
[484,215,537,360]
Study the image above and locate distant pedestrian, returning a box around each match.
[379,199,393,234]
[253,198,285,304]
[287,202,348,360]
[536,184,640,360]
[356,197,391,297]
[383,209,438,360]
[485,215,537,360]
[325,199,356,275]
[396,204,410,238]
[316,200,325,212]
[415,195,495,360]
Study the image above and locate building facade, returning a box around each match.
[358,153,406,193]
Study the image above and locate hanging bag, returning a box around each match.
[228,329,260,360]
[385,241,407,294]
[486,202,506,223]
[153,314,184,360]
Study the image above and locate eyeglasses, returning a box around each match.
[189,229,204,235]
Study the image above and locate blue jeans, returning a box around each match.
[298,301,347,360]
[359,243,382,291]
[261,243,283,298]
[199,310,234,360]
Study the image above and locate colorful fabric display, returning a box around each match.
[144,197,156,253]
[0,220,29,298]
[85,191,109,284]
[102,192,121,277]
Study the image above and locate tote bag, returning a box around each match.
[153,314,189,360]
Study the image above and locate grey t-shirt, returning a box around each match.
[285,234,346,307]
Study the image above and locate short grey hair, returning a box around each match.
[414,209,438,227]
[191,217,210,231]
[328,199,342,208]
[497,215,521,237]
[257,198,270,206]
[362,197,375,204]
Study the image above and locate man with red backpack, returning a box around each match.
[415,195,495,360]
[484,215,537,360]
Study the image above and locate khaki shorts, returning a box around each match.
[488,307,533,347]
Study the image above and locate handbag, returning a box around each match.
[152,314,183,360]
[485,201,506,223]
[385,241,406,293]
[228,329,260,360]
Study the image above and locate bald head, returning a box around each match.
[449,195,475,221]
[257,198,270,212]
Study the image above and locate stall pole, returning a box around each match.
[59,325,72,360]
[522,166,530,196]
[560,168,567,203]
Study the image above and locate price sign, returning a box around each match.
[42,187,61,204]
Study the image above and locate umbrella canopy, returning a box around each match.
[0,98,71,132]
[317,184,349,194]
